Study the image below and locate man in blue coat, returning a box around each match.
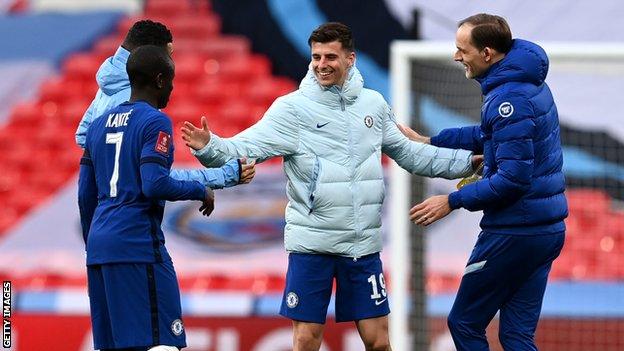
[402,14,568,350]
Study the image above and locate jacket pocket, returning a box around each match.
[307,156,322,213]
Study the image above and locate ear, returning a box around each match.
[155,72,164,89]
[482,47,493,63]
[347,51,356,67]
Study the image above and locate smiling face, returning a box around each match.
[310,40,355,87]
[454,24,491,79]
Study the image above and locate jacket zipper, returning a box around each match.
[308,155,321,214]
[340,92,361,258]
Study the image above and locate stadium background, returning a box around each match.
[0,0,622,350]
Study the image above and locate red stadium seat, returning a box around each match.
[192,82,242,106]
[63,53,105,80]
[9,102,41,126]
[38,77,84,105]
[566,189,611,214]
[211,55,271,83]
[0,208,19,234]
[59,99,92,125]
[187,36,251,58]
[93,33,124,58]
[163,101,210,125]
[5,187,51,216]
[27,167,73,193]
[245,77,297,106]
[172,54,206,82]
[144,0,195,17]
[219,101,252,129]
[169,14,221,40]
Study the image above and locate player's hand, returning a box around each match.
[181,116,212,151]
[199,187,215,217]
[239,158,256,184]
[409,195,451,226]
[398,123,430,144]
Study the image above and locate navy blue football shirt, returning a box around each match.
[81,101,205,265]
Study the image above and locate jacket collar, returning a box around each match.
[299,65,363,108]
[476,39,549,95]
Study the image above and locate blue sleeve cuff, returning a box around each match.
[430,134,441,147]
[222,159,241,188]
[169,159,240,189]
[448,191,463,210]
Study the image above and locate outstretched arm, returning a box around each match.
[181,98,300,168]
[398,123,484,153]
[410,95,537,225]
[382,104,474,179]
[170,158,255,189]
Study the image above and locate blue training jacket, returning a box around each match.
[432,39,568,235]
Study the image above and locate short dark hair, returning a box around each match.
[124,19,173,50]
[458,14,512,54]
[308,22,354,52]
[126,45,174,88]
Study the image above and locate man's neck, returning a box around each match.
[129,92,158,109]
[490,53,506,66]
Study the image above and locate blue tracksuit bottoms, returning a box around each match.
[448,231,565,350]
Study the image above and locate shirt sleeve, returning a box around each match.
[169,159,241,189]
[78,149,97,245]
[430,125,484,153]
[140,114,206,201]
[448,94,536,211]
[193,97,300,168]
[381,103,474,179]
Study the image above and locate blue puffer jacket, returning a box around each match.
[432,39,568,235]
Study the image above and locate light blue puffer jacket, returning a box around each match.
[194,67,473,257]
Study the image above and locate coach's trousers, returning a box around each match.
[447,231,565,351]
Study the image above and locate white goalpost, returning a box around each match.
[389,40,624,351]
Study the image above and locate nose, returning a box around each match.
[453,50,462,62]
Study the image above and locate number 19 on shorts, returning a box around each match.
[368,273,386,303]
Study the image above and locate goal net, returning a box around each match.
[389,41,624,351]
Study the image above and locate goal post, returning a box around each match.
[389,40,624,351]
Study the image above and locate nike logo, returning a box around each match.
[316,122,330,128]
[374,298,387,306]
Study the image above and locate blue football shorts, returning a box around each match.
[87,261,186,350]
[279,252,390,323]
